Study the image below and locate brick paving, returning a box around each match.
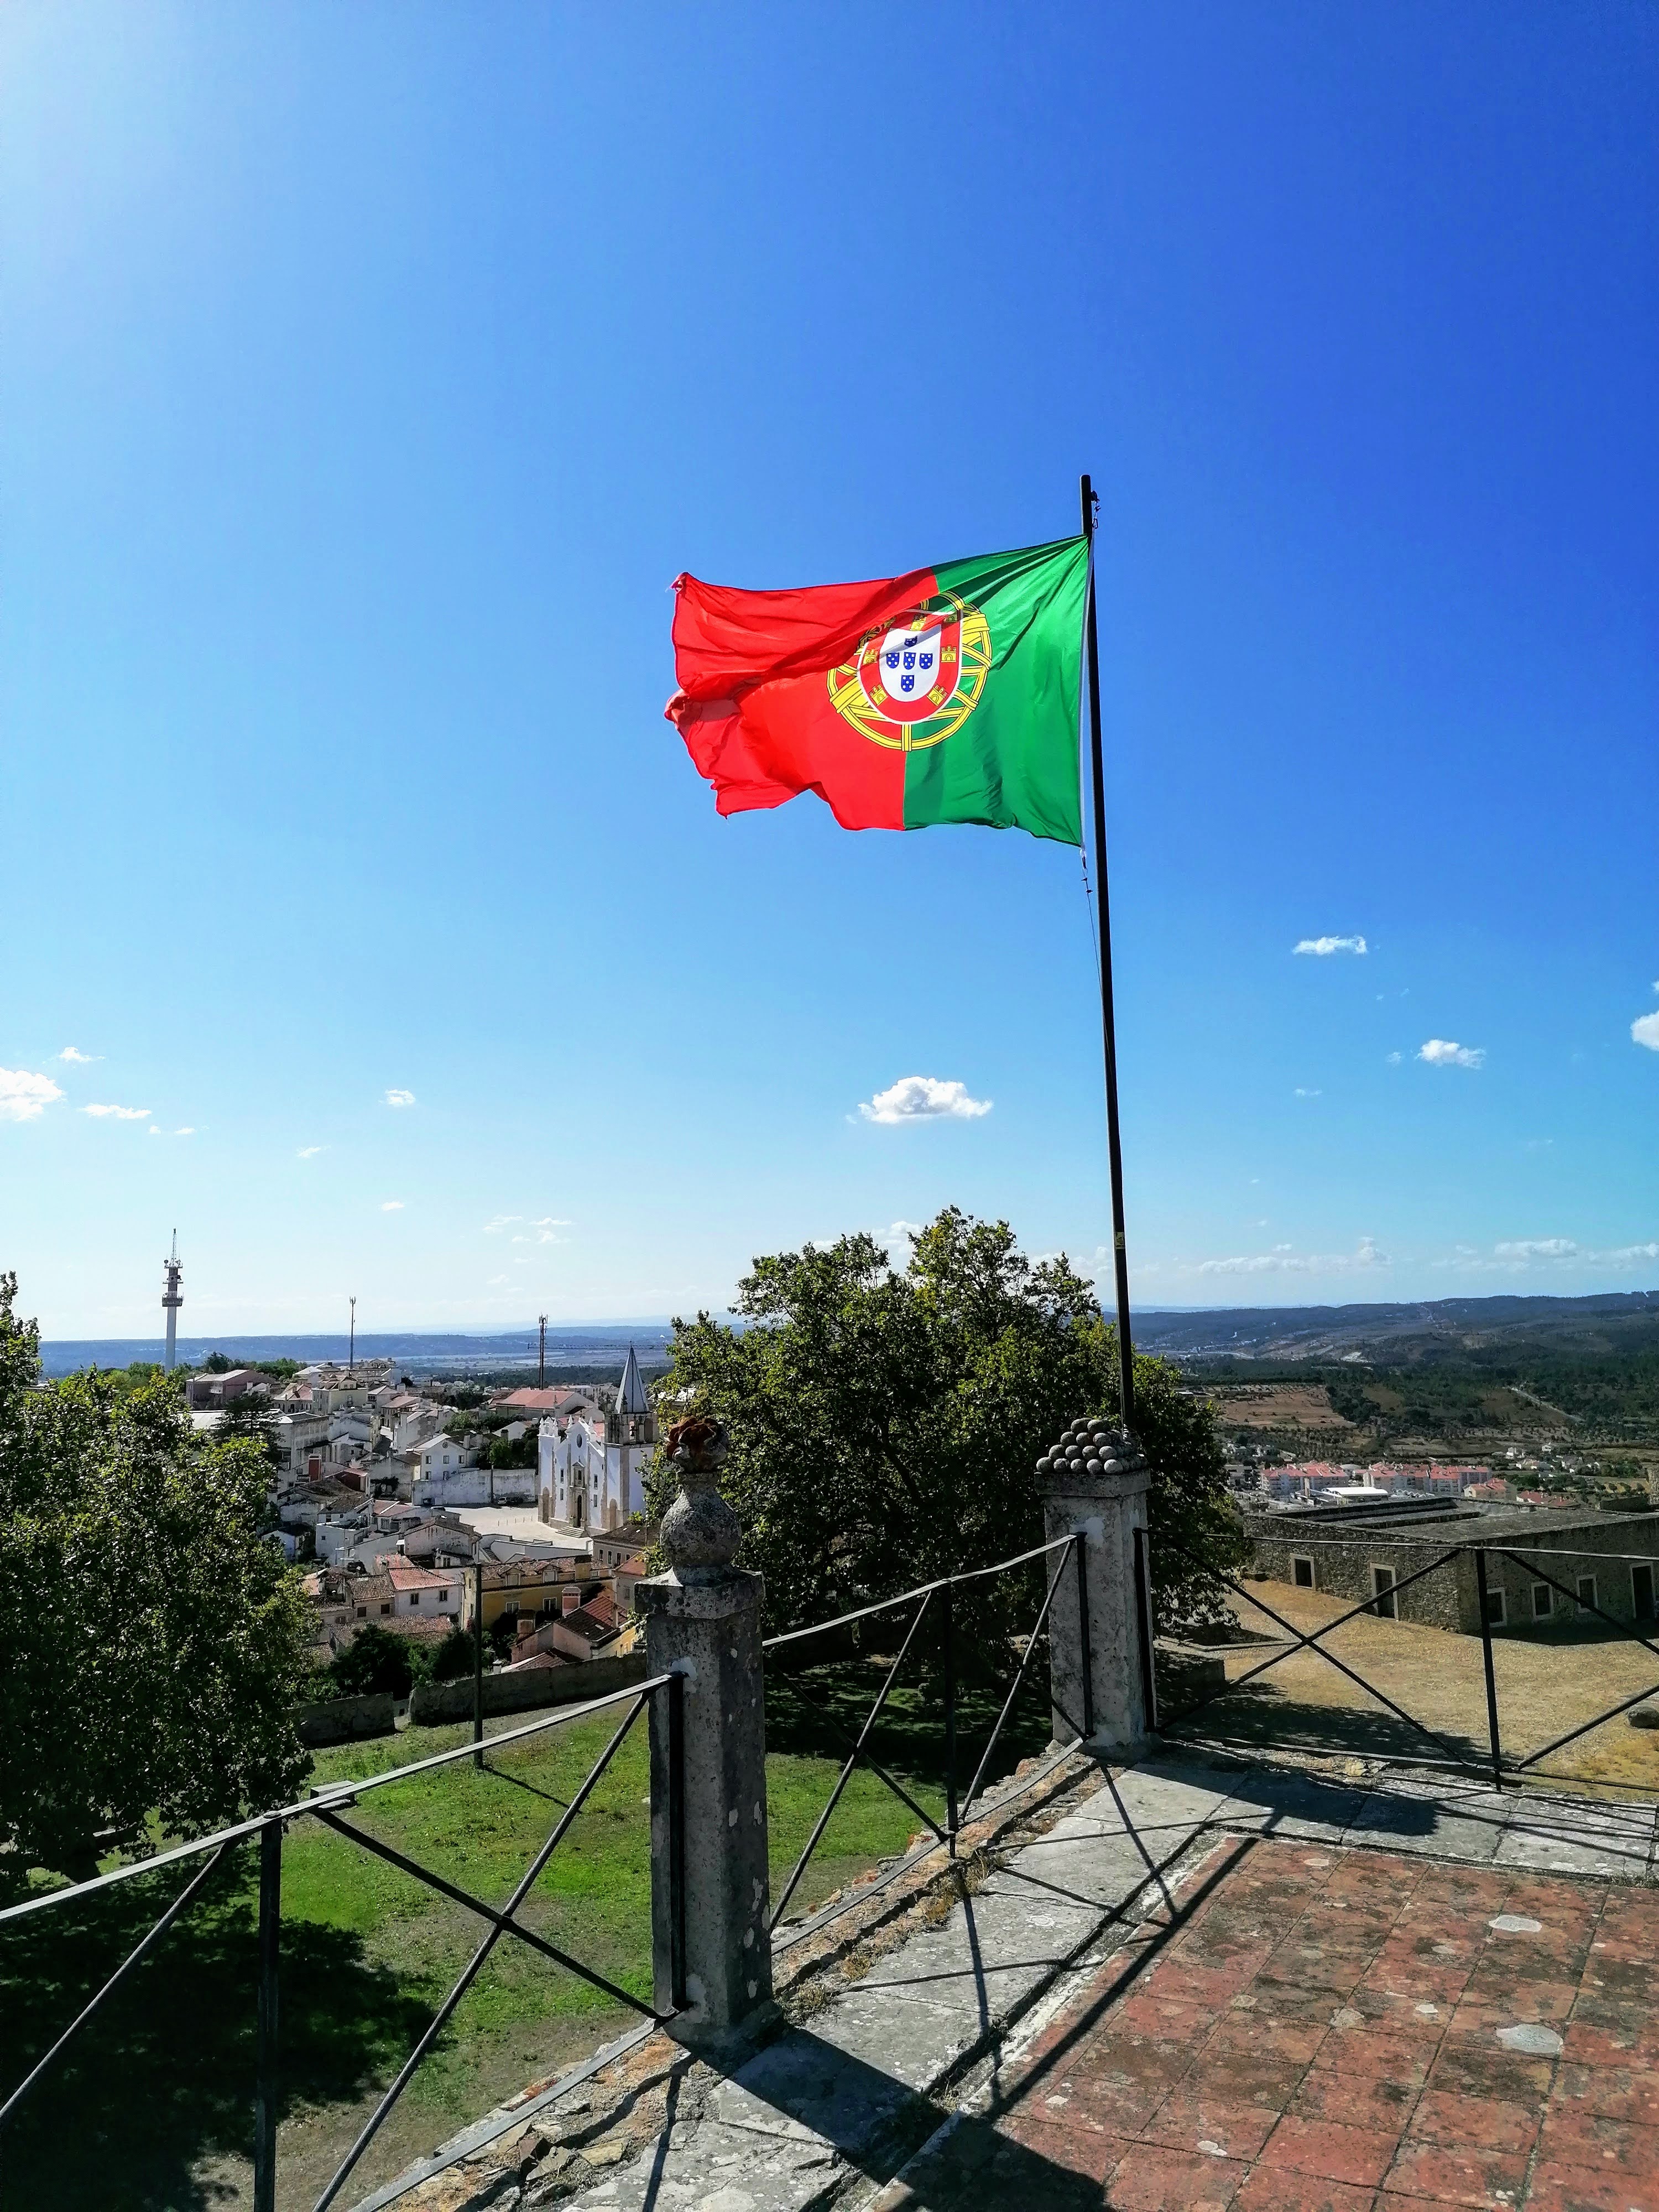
[899,1837,1659,2210]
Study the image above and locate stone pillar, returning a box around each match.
[1038,1420,1153,1755]
[635,1417,774,2042]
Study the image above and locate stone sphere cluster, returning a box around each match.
[1037,1415,1120,1480]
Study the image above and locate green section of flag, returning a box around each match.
[901,534,1087,844]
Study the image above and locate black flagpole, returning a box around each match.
[1080,473,1136,1433]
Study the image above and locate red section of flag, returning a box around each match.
[665,565,940,831]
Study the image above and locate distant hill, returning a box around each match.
[1136,1290,1659,1367]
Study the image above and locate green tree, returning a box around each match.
[0,1274,312,1886]
[216,1390,280,1469]
[322,1623,428,1699]
[644,1209,1244,1640]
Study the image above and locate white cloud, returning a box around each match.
[1495,1238,1578,1259]
[1293,935,1368,957]
[1385,1051,1402,1065]
[381,1200,405,1212]
[297,1145,325,1158]
[82,1102,152,1120]
[1602,1241,1659,1264]
[484,1214,521,1233]
[1293,1088,1322,1098]
[1418,1039,1485,1068]
[58,1046,100,1064]
[0,1068,65,1122]
[175,1127,195,1137]
[1197,1236,1387,1277]
[487,1274,509,1286]
[384,1088,416,1107]
[148,1126,162,1137]
[1633,1010,1659,1051]
[531,1217,572,1228]
[858,1076,992,1125]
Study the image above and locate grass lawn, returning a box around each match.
[0,1648,1049,2211]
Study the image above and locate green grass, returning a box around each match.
[0,1653,1049,2211]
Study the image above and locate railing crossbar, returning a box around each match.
[961,1536,1075,1817]
[312,1689,655,2212]
[0,1674,674,1931]
[1158,1540,1479,1771]
[1485,1546,1659,1768]
[760,1534,1073,1653]
[769,1590,936,1934]
[310,1810,662,2023]
[0,1843,229,2134]
[1159,1543,1462,1726]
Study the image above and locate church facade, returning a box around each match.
[538,1346,655,1532]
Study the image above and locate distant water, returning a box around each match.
[36,1326,678,1381]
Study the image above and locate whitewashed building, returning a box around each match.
[539,1347,655,1532]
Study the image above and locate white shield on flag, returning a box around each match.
[877,623,948,706]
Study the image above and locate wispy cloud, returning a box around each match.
[1418,1039,1485,1068]
[174,1126,195,1137]
[384,1088,416,1107]
[58,1046,100,1064]
[1294,935,1368,956]
[1633,984,1659,1051]
[1293,1087,1322,1098]
[1385,1051,1402,1065]
[298,1145,325,1158]
[1,1068,65,1122]
[858,1076,992,1124]
[381,1199,405,1212]
[82,1102,151,1120]
[1197,1237,1387,1277]
[531,1217,572,1228]
[484,1214,521,1234]
[1495,1238,1578,1259]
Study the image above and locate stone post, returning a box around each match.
[635,1417,774,2042]
[1038,1418,1153,1755]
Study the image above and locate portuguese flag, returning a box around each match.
[666,534,1089,845]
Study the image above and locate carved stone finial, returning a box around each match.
[1035,1416,1146,1487]
[659,1415,740,1576]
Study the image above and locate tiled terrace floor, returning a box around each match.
[894,1834,1659,2211]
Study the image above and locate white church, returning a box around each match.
[538,1347,655,1532]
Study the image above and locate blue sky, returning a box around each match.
[3,2,1656,1338]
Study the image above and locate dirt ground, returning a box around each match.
[1208,1383,1354,1431]
[1167,1578,1659,1799]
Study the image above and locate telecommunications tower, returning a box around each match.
[161,1232,183,1370]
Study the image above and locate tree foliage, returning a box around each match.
[644,1209,1245,1640]
[321,1623,426,1699]
[0,1274,312,1884]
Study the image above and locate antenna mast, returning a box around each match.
[348,1295,357,1375]
[161,1232,184,1372]
[538,1313,547,1389]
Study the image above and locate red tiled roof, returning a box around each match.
[385,1561,460,1592]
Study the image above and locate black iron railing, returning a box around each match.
[763,1532,1084,1931]
[1147,1528,1659,1793]
[0,1674,684,2212]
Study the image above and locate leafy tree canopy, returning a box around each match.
[0,1274,312,1886]
[320,1623,429,1699]
[644,1209,1244,1640]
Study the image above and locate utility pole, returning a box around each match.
[348,1296,356,1375]
[538,1314,547,1390]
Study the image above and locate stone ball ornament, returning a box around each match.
[1036,1415,1145,1484]
[660,1414,742,1575]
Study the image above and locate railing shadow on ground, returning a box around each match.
[0,1890,431,2211]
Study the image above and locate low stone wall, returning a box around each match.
[294,1692,398,1746]
[409,1651,647,1727]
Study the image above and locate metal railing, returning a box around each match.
[763,1532,1083,1931]
[0,1673,685,2212]
[1147,1528,1659,1793]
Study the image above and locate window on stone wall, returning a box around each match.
[1531,1584,1552,1620]
[1292,1556,1314,1589]
[1576,1575,1597,1615]
[1370,1565,1397,1620]
[1484,1587,1506,1626]
[1634,1564,1656,1623]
